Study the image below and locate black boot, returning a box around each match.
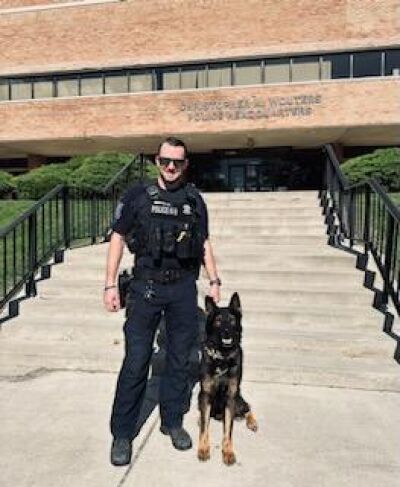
[160,425,192,450]
[110,438,132,466]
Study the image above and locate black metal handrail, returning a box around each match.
[0,155,140,311]
[321,144,399,315]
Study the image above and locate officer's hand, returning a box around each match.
[103,288,121,312]
[208,284,220,304]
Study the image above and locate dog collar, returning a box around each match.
[204,346,224,361]
[204,345,238,361]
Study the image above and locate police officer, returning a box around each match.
[104,137,221,466]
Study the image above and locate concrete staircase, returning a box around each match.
[0,190,398,385]
[1,190,399,487]
[199,191,400,391]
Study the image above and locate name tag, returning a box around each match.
[151,204,178,216]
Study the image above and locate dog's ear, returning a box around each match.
[229,292,241,317]
[205,295,217,317]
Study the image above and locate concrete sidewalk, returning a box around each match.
[1,369,399,487]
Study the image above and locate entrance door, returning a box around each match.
[228,165,246,191]
[246,164,260,191]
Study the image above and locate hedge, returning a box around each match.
[9,152,160,199]
[0,170,16,197]
[67,153,133,190]
[341,148,400,192]
[13,164,73,199]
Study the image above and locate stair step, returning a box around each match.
[240,353,400,391]
[209,208,324,218]
[201,190,318,201]
[240,329,396,357]
[198,287,373,308]
[210,216,325,225]
[211,235,329,245]
[204,270,366,289]
[206,203,320,210]
[210,222,326,231]
[212,255,357,272]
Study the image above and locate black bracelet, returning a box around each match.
[209,278,222,287]
[104,285,117,291]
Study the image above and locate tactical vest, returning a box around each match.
[127,183,203,269]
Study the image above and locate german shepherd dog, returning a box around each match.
[197,293,257,465]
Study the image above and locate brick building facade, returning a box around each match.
[0,0,399,188]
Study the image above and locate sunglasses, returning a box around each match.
[158,157,186,169]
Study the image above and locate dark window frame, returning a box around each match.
[0,48,398,101]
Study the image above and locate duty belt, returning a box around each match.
[133,268,192,284]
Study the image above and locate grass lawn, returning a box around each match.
[389,193,400,209]
[0,200,36,230]
[1,197,114,304]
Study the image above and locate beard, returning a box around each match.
[160,171,186,191]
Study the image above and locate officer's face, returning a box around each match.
[156,143,188,183]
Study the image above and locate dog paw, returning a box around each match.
[247,419,258,432]
[222,450,236,466]
[197,447,210,461]
[245,413,258,432]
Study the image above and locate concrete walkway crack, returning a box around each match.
[117,414,160,486]
[244,378,400,394]
[0,366,117,382]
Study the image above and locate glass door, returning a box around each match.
[228,165,246,191]
[246,164,260,191]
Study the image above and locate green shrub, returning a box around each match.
[0,170,16,197]
[67,153,134,190]
[144,160,159,180]
[12,152,148,199]
[341,148,400,191]
[13,164,72,199]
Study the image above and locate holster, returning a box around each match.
[118,269,133,309]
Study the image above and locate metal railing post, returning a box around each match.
[26,212,37,297]
[91,193,97,245]
[63,186,71,248]
[363,185,371,255]
[348,189,355,247]
[382,214,395,307]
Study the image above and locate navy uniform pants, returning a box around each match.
[110,274,198,440]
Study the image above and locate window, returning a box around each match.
[181,66,206,89]
[321,54,350,79]
[0,48,395,104]
[56,77,79,97]
[353,51,382,78]
[129,71,153,92]
[162,68,180,90]
[105,73,128,94]
[0,80,9,101]
[385,50,400,76]
[264,58,290,83]
[10,80,32,100]
[80,74,103,96]
[292,56,319,82]
[33,79,54,98]
[208,63,232,87]
[234,61,261,86]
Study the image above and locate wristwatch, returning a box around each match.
[209,277,222,287]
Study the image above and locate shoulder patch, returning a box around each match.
[114,201,124,220]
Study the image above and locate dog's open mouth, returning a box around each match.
[222,337,233,346]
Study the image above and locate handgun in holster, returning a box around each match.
[118,269,133,309]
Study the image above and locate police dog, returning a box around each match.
[197,293,257,465]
